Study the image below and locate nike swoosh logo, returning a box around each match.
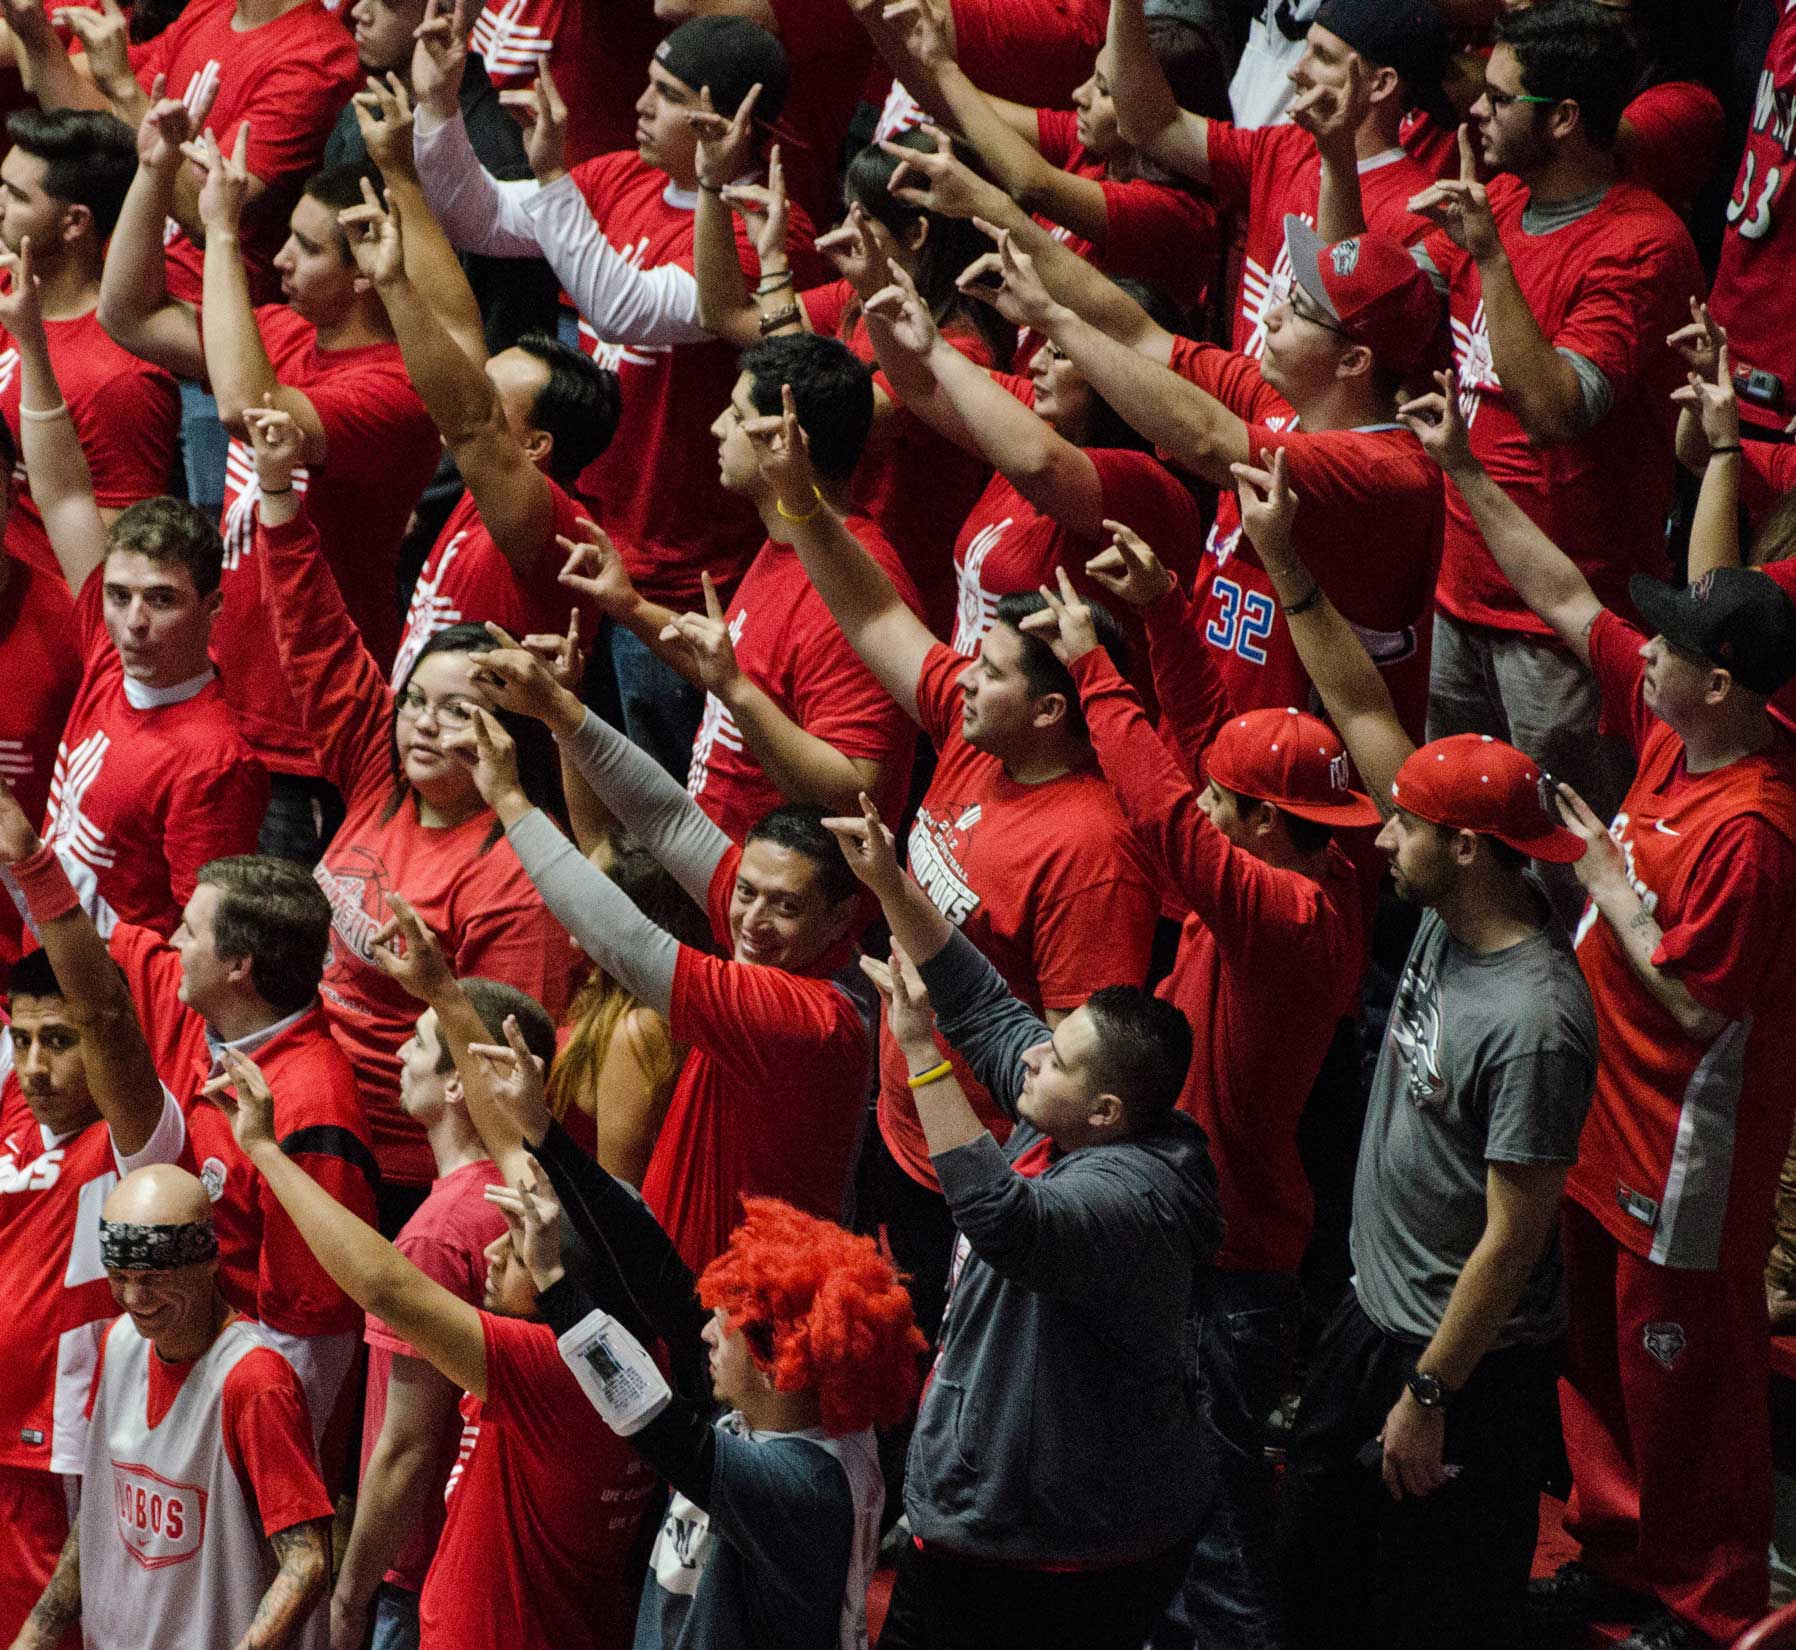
[1654,821,1681,836]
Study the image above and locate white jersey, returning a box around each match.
[78,1316,325,1650]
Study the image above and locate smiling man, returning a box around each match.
[449,637,878,1274]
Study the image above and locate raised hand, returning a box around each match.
[858,939,938,1056]
[1404,124,1499,262]
[1669,338,1742,452]
[55,0,130,93]
[815,203,890,297]
[243,398,304,494]
[202,1047,279,1155]
[1397,369,1477,474]
[876,0,952,65]
[1288,53,1367,159]
[0,777,44,864]
[956,221,1055,330]
[467,1015,553,1143]
[1016,564,1100,663]
[469,619,585,730]
[822,790,906,901]
[367,891,457,1003]
[0,237,46,349]
[481,1162,563,1289]
[557,519,639,616]
[336,174,405,287]
[351,73,418,180]
[182,120,253,234]
[519,608,588,693]
[1085,519,1174,608]
[741,381,822,520]
[862,257,941,357]
[0,0,54,53]
[1230,445,1300,565]
[1551,782,1607,887]
[1667,296,1727,382]
[882,126,995,222]
[658,571,739,695]
[411,0,471,120]
[520,61,570,183]
[688,80,760,192]
[442,705,527,814]
[719,144,788,267]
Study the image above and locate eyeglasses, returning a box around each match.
[1288,288,1351,340]
[1485,86,1558,112]
[395,688,480,727]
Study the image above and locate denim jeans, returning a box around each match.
[369,1584,420,1650]
[608,622,703,784]
[1149,1269,1303,1650]
[177,377,230,516]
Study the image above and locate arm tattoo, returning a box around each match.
[23,1525,81,1646]
[241,1520,329,1650]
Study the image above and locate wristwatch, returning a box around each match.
[1405,1369,1451,1410]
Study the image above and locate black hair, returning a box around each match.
[843,133,1015,369]
[436,977,557,1075]
[196,856,332,1015]
[1484,835,1531,873]
[1076,277,1190,452]
[1146,15,1234,124]
[1622,0,1729,101]
[1213,783,1335,855]
[10,946,64,1003]
[4,108,136,239]
[740,332,874,483]
[512,332,621,484]
[743,804,859,908]
[301,161,385,259]
[993,590,1128,744]
[126,0,185,42]
[384,624,559,852]
[1494,0,1636,149]
[1083,985,1193,1127]
[108,496,225,598]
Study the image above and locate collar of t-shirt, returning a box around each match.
[203,1002,315,1071]
[1357,147,1408,175]
[145,1310,245,1429]
[122,665,216,712]
[1521,185,1611,237]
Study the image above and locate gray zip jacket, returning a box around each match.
[904,929,1222,1566]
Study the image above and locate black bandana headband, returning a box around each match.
[99,1219,219,1272]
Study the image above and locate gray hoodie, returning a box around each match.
[904,929,1223,1567]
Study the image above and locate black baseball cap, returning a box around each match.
[1314,0,1455,129]
[1629,568,1796,697]
[655,16,790,127]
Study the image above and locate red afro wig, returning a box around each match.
[697,1198,926,1436]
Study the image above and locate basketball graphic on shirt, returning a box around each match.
[906,804,983,926]
[313,845,392,969]
[112,1461,207,1569]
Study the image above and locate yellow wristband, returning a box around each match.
[906,1059,954,1090]
[775,484,823,524]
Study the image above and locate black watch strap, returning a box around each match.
[1406,1369,1450,1409]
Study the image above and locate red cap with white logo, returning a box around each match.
[1205,706,1381,827]
[1283,215,1445,376]
[1390,733,1586,862]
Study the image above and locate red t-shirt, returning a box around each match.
[1073,645,1363,1273]
[129,0,359,305]
[763,0,876,227]
[258,510,575,1186]
[468,0,562,99]
[800,279,997,634]
[539,0,666,166]
[647,844,873,1273]
[685,519,919,848]
[1622,80,1725,214]
[566,151,819,610]
[360,1158,505,1595]
[45,571,267,937]
[0,311,178,583]
[1711,5,1796,431]
[91,1318,333,1536]
[949,375,1202,692]
[1204,120,1436,359]
[209,304,438,774]
[1430,176,1702,632]
[393,479,590,690]
[1567,609,1796,1273]
[419,1312,656,1650]
[0,557,79,982]
[108,922,378,1339]
[878,641,1158,1187]
[948,0,1106,111]
[1033,108,1218,311]
[1167,338,1441,745]
[0,1067,134,1475]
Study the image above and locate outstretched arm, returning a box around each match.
[1671,333,1747,582]
[1399,372,1601,667]
[1235,449,1415,805]
[1106,0,1209,180]
[209,1051,491,1400]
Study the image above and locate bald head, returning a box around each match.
[103,1164,211,1227]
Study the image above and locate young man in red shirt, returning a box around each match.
[0,795,188,1649]
[741,392,1160,1340]
[332,979,554,1650]
[11,240,265,936]
[0,109,177,581]
[1394,2,1703,924]
[98,94,440,863]
[1407,377,1796,1650]
[412,12,816,777]
[566,333,919,845]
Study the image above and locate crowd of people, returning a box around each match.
[0,0,1791,1645]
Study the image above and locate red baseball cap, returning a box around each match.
[1389,734,1585,863]
[1205,707,1381,827]
[1283,215,1445,376]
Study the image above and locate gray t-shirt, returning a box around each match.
[1351,900,1597,1347]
